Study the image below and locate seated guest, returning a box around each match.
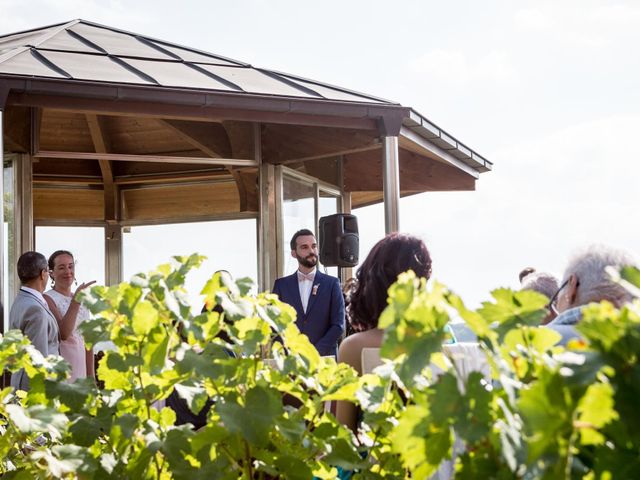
[519,267,560,324]
[44,250,96,382]
[547,245,637,345]
[9,251,59,391]
[336,233,434,432]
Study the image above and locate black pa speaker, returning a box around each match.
[319,214,359,267]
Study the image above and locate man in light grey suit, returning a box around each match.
[9,251,60,391]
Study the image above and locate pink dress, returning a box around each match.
[45,289,90,382]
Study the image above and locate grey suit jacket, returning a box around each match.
[9,288,60,391]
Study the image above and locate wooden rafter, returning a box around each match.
[261,124,379,165]
[33,150,258,166]
[158,118,252,211]
[158,120,232,158]
[277,144,382,165]
[114,171,238,185]
[222,121,258,212]
[85,113,117,221]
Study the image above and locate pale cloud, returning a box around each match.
[409,49,467,81]
[408,49,516,86]
[514,8,553,31]
[513,1,640,49]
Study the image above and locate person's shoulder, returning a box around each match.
[548,306,582,326]
[278,272,298,281]
[22,301,47,322]
[316,271,339,284]
[338,334,364,370]
[339,331,366,350]
[13,291,39,309]
[339,331,383,373]
[274,272,294,285]
[43,289,59,300]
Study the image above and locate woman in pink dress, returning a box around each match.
[44,250,96,382]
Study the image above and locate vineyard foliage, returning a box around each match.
[0,254,639,479]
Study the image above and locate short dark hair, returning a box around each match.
[347,233,432,332]
[48,250,74,271]
[17,251,48,283]
[290,229,315,251]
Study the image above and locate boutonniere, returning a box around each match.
[312,284,320,296]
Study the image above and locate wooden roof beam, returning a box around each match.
[158,119,231,158]
[277,144,381,165]
[114,171,237,185]
[33,175,103,186]
[85,113,117,221]
[33,150,259,166]
[222,121,257,212]
[158,119,254,211]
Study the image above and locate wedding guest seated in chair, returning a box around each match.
[336,233,435,432]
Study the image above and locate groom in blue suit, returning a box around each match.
[273,229,345,356]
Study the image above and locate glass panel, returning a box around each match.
[318,191,339,277]
[35,226,106,287]
[282,175,315,275]
[123,219,258,312]
[2,158,15,333]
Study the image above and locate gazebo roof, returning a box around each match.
[0,19,491,173]
[0,19,394,105]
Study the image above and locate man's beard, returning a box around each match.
[296,253,317,269]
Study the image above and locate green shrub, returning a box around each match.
[0,254,638,479]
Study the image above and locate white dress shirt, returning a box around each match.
[297,268,316,313]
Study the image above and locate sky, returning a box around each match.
[3,0,640,308]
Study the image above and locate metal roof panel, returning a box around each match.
[38,50,154,84]
[37,29,100,54]
[69,23,175,60]
[199,65,319,97]
[0,49,67,78]
[0,26,60,53]
[148,41,243,66]
[277,73,391,104]
[125,58,239,91]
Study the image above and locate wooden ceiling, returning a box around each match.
[3,104,476,222]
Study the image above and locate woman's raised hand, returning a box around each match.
[73,280,97,301]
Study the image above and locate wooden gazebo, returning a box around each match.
[0,20,491,329]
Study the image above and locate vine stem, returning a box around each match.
[565,409,580,479]
[244,440,254,478]
[135,340,164,477]
[219,444,245,472]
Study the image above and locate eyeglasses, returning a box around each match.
[548,278,579,316]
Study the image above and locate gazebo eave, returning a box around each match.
[0,75,408,132]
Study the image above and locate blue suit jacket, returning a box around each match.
[272,271,345,356]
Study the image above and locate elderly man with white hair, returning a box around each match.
[547,244,637,345]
